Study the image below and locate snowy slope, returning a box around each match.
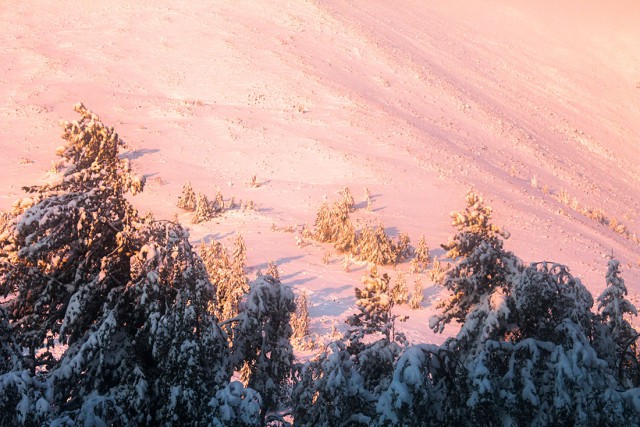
[1,0,639,343]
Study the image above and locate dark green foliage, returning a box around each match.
[231,275,296,422]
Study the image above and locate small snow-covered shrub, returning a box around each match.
[354,222,410,266]
[176,181,196,211]
[291,290,314,350]
[192,192,214,223]
[313,200,357,253]
[408,278,424,310]
[390,272,408,305]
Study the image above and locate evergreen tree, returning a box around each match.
[48,216,231,425]
[0,105,235,425]
[176,181,196,211]
[313,201,356,253]
[0,306,21,374]
[390,272,408,305]
[0,306,48,426]
[291,290,312,350]
[193,192,214,224]
[514,262,594,341]
[430,191,520,353]
[413,235,431,272]
[0,103,144,372]
[340,186,355,213]
[596,259,639,383]
[346,272,405,394]
[213,189,225,213]
[346,272,396,342]
[355,222,397,265]
[209,381,262,427]
[200,240,249,323]
[395,232,412,263]
[266,260,280,281]
[376,344,455,426]
[408,277,424,310]
[232,234,248,272]
[231,275,296,423]
[292,340,373,427]
[293,272,406,426]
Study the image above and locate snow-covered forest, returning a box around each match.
[2,0,640,425]
[1,105,639,425]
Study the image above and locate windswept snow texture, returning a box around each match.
[1,0,639,342]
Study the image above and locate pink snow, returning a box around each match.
[1,0,639,344]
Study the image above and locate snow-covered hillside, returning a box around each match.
[1,0,639,345]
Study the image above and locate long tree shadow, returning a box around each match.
[249,255,305,272]
[193,232,235,245]
[120,148,160,160]
[310,284,356,317]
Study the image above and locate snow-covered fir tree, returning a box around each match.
[176,181,196,211]
[0,306,20,374]
[395,232,412,262]
[0,306,49,426]
[292,340,374,427]
[346,272,397,342]
[290,290,312,350]
[340,186,355,213]
[199,239,249,324]
[265,260,280,281]
[0,103,144,373]
[313,200,357,253]
[513,262,594,341]
[596,259,639,384]
[231,275,296,423]
[455,261,615,425]
[390,272,408,305]
[375,344,455,426]
[293,272,405,426]
[46,217,232,425]
[213,188,225,213]
[192,191,214,224]
[430,190,520,352]
[408,277,424,310]
[209,381,262,427]
[412,235,431,272]
[355,222,397,265]
[232,234,248,272]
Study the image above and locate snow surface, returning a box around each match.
[1,0,639,344]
